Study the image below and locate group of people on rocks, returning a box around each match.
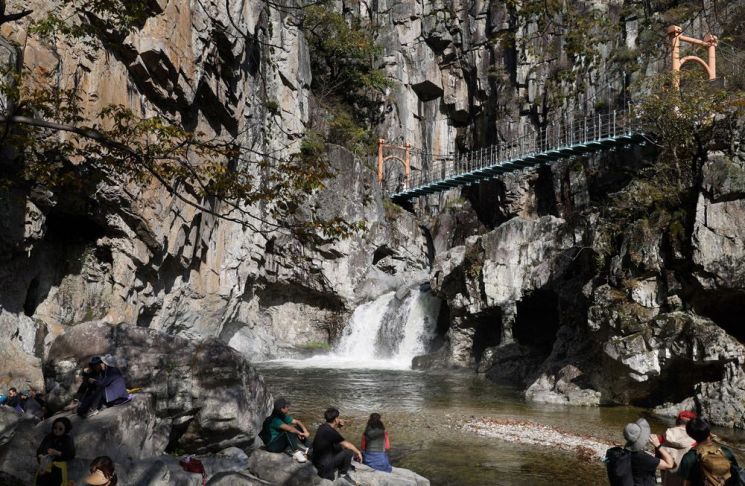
[2,355,130,423]
[259,397,393,481]
[1,386,47,419]
[607,410,741,486]
[2,355,132,486]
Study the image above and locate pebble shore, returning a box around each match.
[463,418,614,461]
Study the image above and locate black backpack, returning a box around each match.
[606,446,634,486]
[258,416,273,445]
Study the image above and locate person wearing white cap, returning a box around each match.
[624,418,676,486]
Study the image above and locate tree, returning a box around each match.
[634,70,743,192]
[300,4,389,154]
[0,0,365,240]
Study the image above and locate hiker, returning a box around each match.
[676,417,739,486]
[63,366,97,411]
[606,418,675,486]
[77,356,129,418]
[361,413,392,473]
[660,410,697,486]
[84,456,118,485]
[22,389,46,420]
[312,407,363,481]
[5,387,21,410]
[259,398,310,462]
[34,417,75,486]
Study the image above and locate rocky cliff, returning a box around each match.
[0,0,744,446]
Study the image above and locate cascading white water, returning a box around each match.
[396,290,441,363]
[272,286,440,369]
[334,292,396,360]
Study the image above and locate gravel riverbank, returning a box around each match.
[464,418,614,461]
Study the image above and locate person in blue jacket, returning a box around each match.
[77,356,129,418]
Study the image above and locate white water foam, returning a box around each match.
[268,287,440,370]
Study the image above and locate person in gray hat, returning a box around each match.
[624,418,675,486]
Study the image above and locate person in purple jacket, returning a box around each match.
[77,356,130,418]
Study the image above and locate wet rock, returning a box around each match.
[524,365,601,406]
[654,397,696,419]
[246,449,429,486]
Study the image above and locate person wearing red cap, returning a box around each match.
[659,410,697,486]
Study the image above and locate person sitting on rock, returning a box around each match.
[676,417,739,486]
[260,397,310,462]
[5,387,22,411]
[21,388,46,420]
[77,356,130,418]
[312,407,362,481]
[84,456,118,485]
[361,412,392,473]
[659,410,697,486]
[34,416,75,486]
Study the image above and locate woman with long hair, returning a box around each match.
[84,456,118,485]
[34,417,75,486]
[360,413,392,472]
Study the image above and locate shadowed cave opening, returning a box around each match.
[692,290,745,343]
[45,211,106,244]
[471,308,503,363]
[636,360,725,408]
[23,277,41,317]
[513,289,560,355]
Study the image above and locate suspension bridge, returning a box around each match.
[377,25,722,202]
[380,109,646,202]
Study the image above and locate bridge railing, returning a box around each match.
[389,109,640,195]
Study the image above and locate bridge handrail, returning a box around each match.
[383,109,641,195]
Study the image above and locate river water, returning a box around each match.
[255,288,745,485]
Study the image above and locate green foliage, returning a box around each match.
[298,341,331,351]
[635,71,743,172]
[263,100,280,117]
[29,0,156,45]
[382,197,403,217]
[302,5,389,100]
[500,0,618,119]
[301,3,389,153]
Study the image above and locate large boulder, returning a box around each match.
[43,321,272,454]
[246,449,430,486]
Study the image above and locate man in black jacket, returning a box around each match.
[311,408,363,481]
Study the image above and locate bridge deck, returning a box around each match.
[385,110,645,201]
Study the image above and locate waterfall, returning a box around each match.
[275,286,440,369]
[335,292,396,360]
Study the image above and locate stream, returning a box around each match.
[255,288,745,485]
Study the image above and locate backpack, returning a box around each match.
[258,416,273,445]
[179,456,206,486]
[696,443,732,486]
[605,446,634,486]
[730,465,745,486]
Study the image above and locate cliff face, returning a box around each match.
[1,0,745,431]
[0,0,429,385]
